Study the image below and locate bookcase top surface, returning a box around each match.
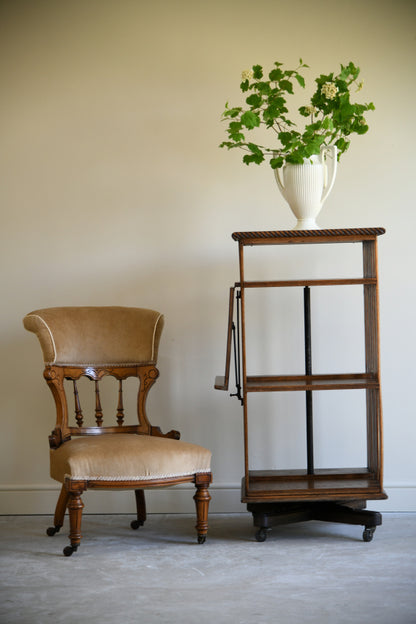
[232,227,385,245]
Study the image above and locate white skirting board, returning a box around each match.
[0,484,415,515]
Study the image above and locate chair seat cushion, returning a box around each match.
[50,434,211,483]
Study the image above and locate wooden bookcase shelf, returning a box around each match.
[215,228,387,542]
[243,469,386,502]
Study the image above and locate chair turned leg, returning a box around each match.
[64,489,84,556]
[131,489,147,530]
[47,484,69,536]
[193,474,212,544]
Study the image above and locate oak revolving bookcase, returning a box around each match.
[215,228,387,542]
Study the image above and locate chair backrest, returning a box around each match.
[23,306,164,366]
[24,306,179,448]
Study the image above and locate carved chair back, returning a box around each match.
[23,307,179,449]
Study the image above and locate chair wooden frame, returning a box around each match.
[42,361,211,556]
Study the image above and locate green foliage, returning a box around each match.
[220,60,375,168]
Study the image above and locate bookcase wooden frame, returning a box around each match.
[215,228,387,542]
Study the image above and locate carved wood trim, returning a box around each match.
[136,365,159,434]
[44,367,71,448]
[232,227,386,245]
[44,363,181,448]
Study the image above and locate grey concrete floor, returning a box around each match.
[0,513,415,624]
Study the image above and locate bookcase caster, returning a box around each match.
[363,527,376,542]
[255,528,270,542]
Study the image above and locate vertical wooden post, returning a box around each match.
[238,241,250,494]
[194,474,212,543]
[363,239,383,481]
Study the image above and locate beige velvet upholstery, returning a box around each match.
[50,434,212,483]
[23,306,164,365]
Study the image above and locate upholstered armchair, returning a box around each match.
[24,306,212,556]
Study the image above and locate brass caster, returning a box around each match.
[130,520,144,530]
[46,526,61,536]
[197,534,207,544]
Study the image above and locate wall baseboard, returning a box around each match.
[1,484,415,515]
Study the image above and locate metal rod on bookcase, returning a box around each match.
[304,286,314,475]
[231,289,243,405]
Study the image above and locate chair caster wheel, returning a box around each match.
[130,520,143,530]
[363,527,375,542]
[63,545,78,557]
[255,528,268,542]
[46,526,60,536]
[197,534,206,544]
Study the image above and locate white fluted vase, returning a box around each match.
[274,145,337,229]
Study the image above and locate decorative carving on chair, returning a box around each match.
[94,380,103,427]
[72,380,83,427]
[116,379,124,426]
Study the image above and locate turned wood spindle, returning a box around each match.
[72,380,83,427]
[94,380,103,427]
[116,379,124,425]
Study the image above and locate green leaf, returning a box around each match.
[339,62,359,82]
[295,74,305,88]
[227,121,245,142]
[222,106,241,119]
[335,137,350,153]
[263,99,286,123]
[322,116,334,130]
[252,64,263,79]
[278,131,293,146]
[298,106,310,117]
[247,142,264,155]
[243,152,264,165]
[241,111,261,129]
[270,156,284,169]
[255,81,272,96]
[220,141,242,150]
[229,132,245,142]
[286,152,305,165]
[246,93,263,108]
[279,79,293,94]
[269,68,283,81]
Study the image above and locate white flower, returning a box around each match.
[241,69,254,81]
[321,82,338,100]
[304,105,317,115]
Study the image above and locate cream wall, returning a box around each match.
[1,0,415,514]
